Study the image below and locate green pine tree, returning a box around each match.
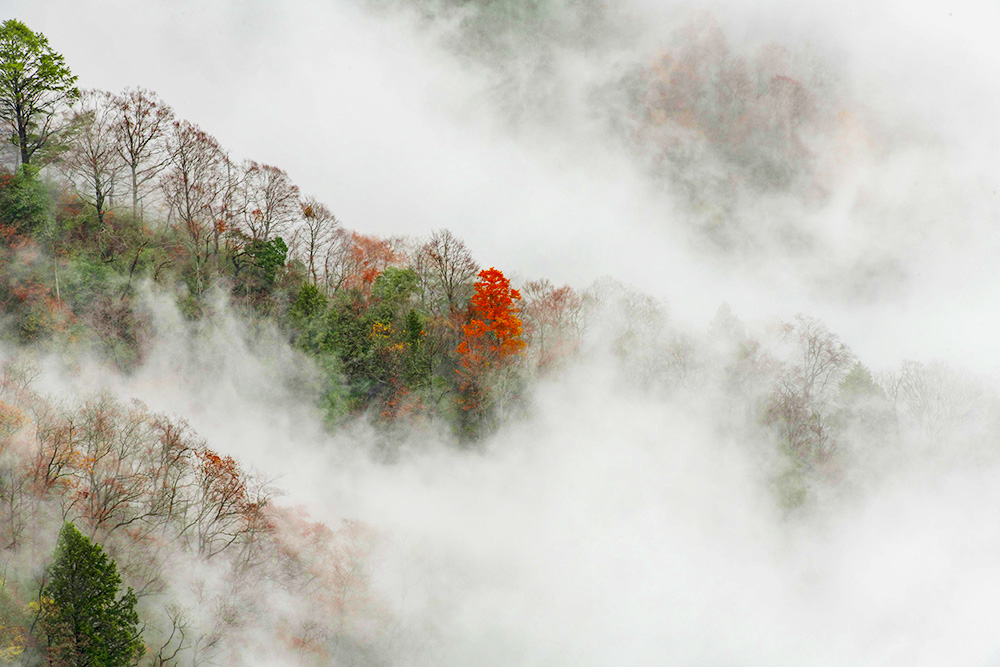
[41,523,144,667]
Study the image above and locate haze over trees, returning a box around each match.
[0,10,996,666]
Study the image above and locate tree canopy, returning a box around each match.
[0,19,78,166]
[41,523,144,667]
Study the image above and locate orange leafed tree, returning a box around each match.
[458,268,525,365]
[456,268,525,413]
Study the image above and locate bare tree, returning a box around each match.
[295,196,339,286]
[151,606,191,667]
[59,89,123,233]
[112,87,174,220]
[238,161,299,241]
[765,315,854,464]
[321,227,353,294]
[417,229,479,316]
[882,360,984,448]
[161,120,229,286]
[520,279,584,372]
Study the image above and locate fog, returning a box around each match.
[8,0,1000,370]
[4,0,1000,663]
[21,284,999,665]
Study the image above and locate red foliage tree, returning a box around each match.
[455,268,525,413]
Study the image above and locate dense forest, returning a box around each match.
[0,3,998,665]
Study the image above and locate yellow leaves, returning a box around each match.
[370,322,405,353]
[370,321,392,341]
[27,595,54,614]
[0,633,24,664]
[0,618,25,662]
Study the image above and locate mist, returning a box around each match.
[8,0,999,367]
[2,0,1000,664]
[12,281,998,665]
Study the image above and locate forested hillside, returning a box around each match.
[0,3,999,665]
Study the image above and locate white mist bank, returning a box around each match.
[20,289,998,665]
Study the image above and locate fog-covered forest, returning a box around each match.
[0,0,999,664]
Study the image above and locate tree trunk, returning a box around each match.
[131,165,139,219]
[17,122,29,166]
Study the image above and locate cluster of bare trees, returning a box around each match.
[1,389,272,570]
[762,316,855,467]
[54,88,346,285]
[54,86,586,333]
[58,88,173,226]
[0,360,391,665]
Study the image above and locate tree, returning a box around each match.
[68,396,157,542]
[112,87,174,220]
[520,279,583,371]
[416,229,478,317]
[296,197,338,287]
[41,522,144,666]
[459,268,525,363]
[0,164,47,235]
[238,161,299,242]
[765,315,853,466]
[329,232,403,297]
[0,20,79,166]
[881,360,984,448]
[456,267,525,419]
[243,236,288,294]
[60,89,123,235]
[190,447,268,560]
[161,120,230,286]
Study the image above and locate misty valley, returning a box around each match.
[1,1,999,665]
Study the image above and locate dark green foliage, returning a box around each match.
[41,523,144,667]
[231,236,290,307]
[308,268,437,417]
[247,236,288,287]
[403,308,432,387]
[289,282,327,323]
[0,165,47,235]
[288,282,333,365]
[324,291,378,407]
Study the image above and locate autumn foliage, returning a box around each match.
[456,268,525,413]
[458,268,525,363]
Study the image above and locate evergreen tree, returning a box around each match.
[41,523,144,667]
